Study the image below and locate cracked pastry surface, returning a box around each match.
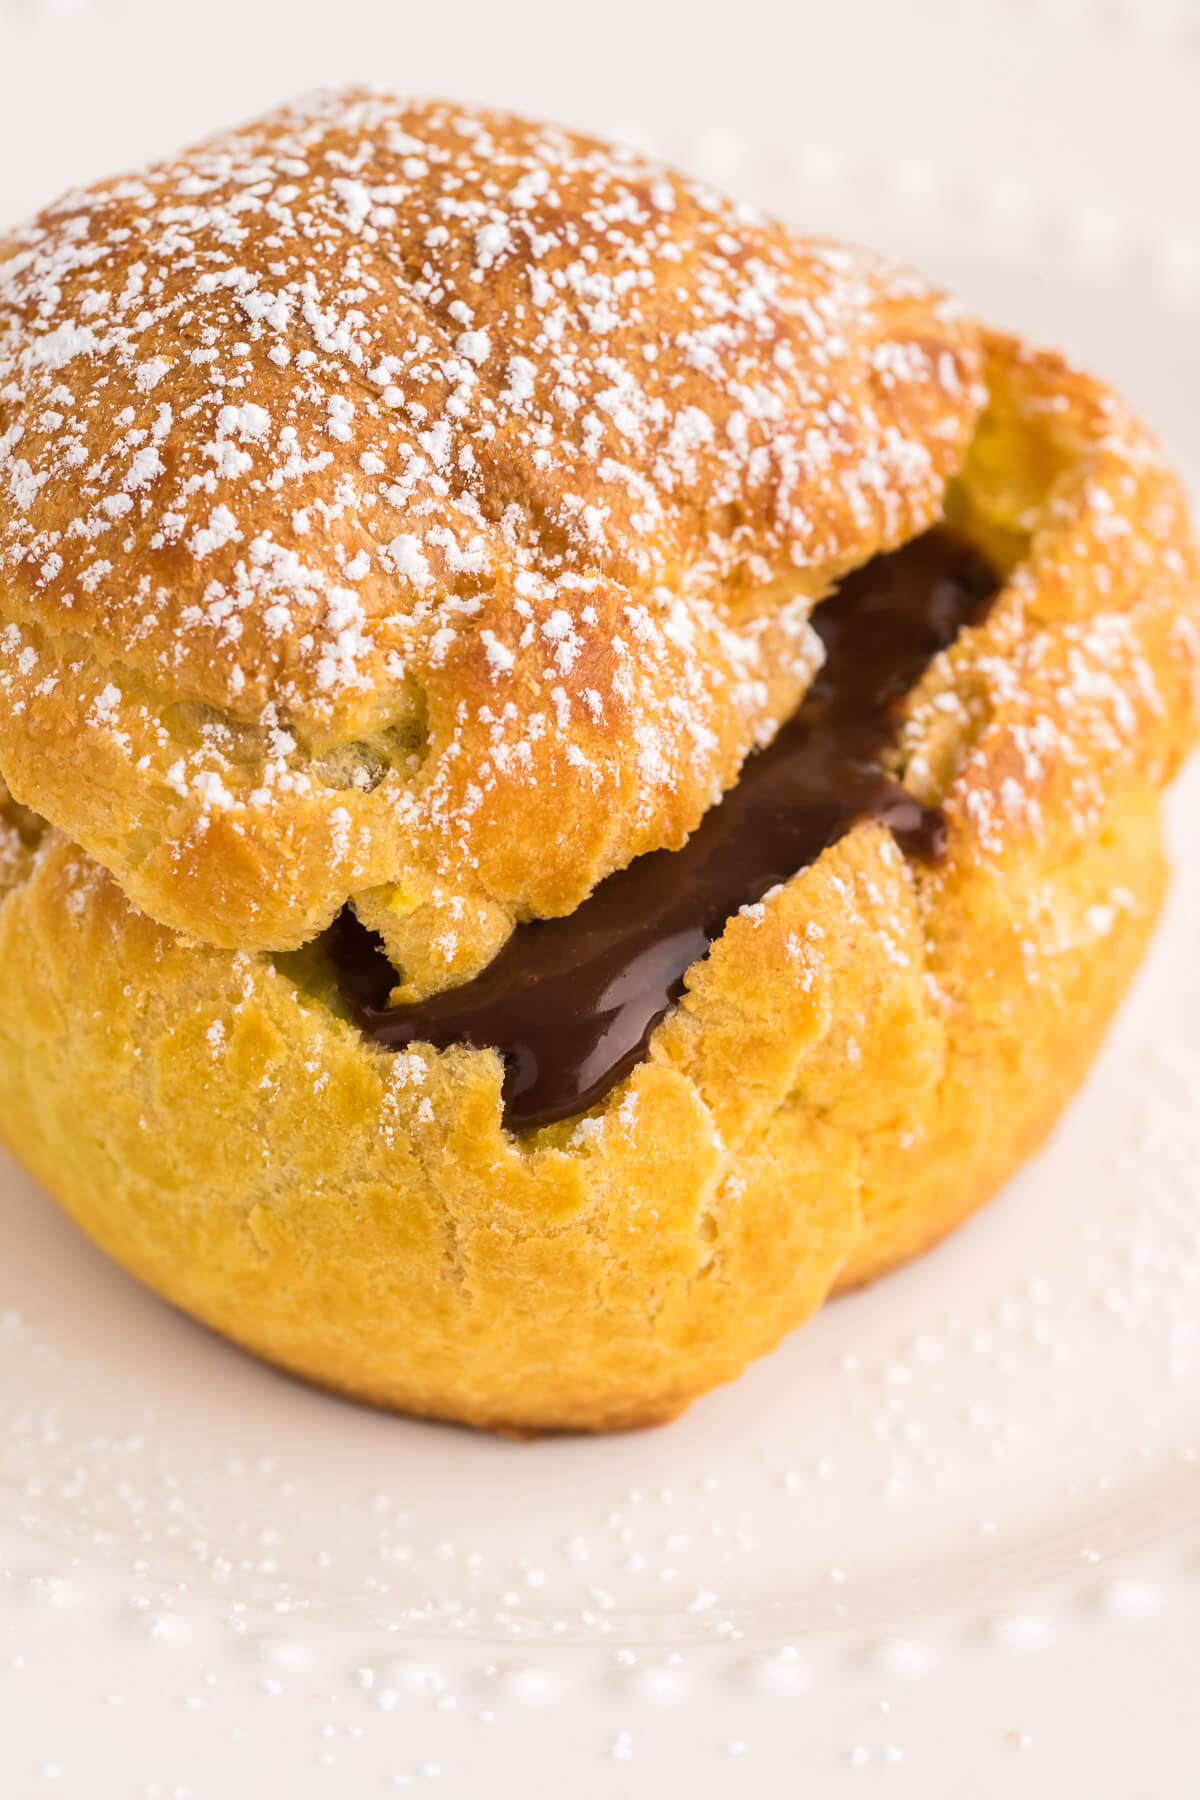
[0,96,1196,1433]
[0,90,981,995]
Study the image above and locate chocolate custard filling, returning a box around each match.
[329,527,999,1129]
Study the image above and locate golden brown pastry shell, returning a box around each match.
[0,92,982,998]
[0,331,1195,1433]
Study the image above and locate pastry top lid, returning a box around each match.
[0,89,983,988]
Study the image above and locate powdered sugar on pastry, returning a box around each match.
[0,91,981,985]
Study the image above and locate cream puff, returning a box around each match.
[0,92,1194,1430]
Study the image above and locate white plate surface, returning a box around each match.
[2,4,1199,1794]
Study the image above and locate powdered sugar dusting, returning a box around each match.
[0,89,980,969]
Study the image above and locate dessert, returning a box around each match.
[0,92,1195,1430]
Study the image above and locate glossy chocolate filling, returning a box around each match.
[329,527,998,1130]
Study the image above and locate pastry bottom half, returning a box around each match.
[0,779,1170,1433]
[0,333,1193,1432]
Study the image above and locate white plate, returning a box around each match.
[2,4,1200,1794]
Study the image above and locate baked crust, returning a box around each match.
[0,333,1194,1430]
[0,92,981,994]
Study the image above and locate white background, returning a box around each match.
[1,4,1199,1796]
